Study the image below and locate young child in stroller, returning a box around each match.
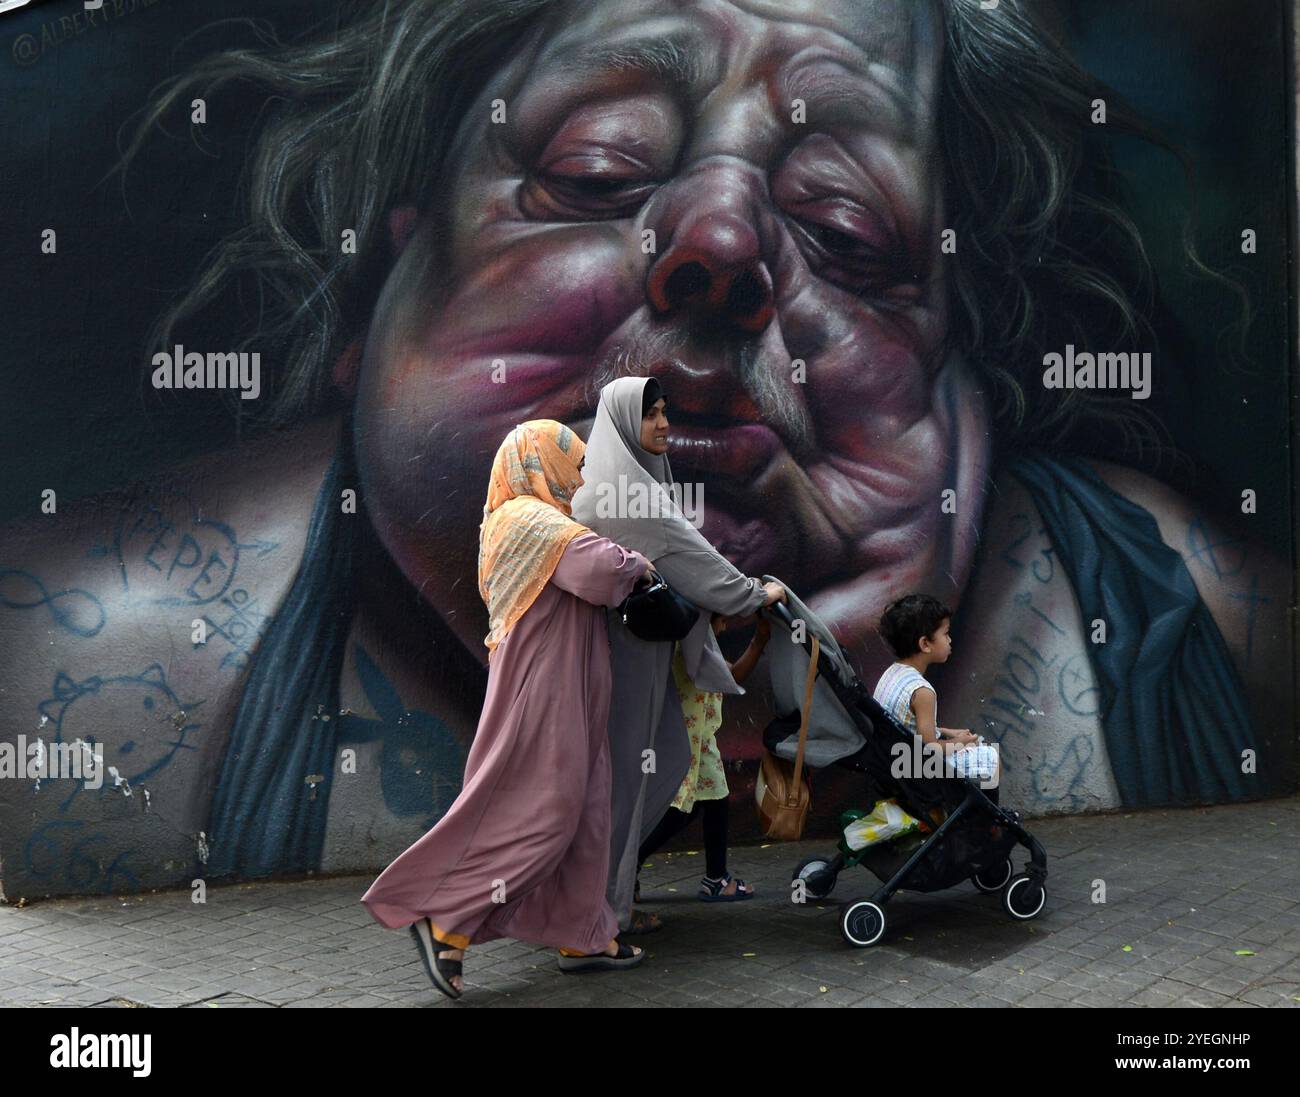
[874,594,1001,799]
[771,585,1047,946]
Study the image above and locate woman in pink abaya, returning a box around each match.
[360,419,652,999]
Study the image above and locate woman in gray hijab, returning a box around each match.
[571,376,787,931]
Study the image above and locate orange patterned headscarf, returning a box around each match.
[478,420,589,657]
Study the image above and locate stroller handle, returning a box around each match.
[765,599,798,632]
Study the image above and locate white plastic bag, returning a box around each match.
[843,799,921,851]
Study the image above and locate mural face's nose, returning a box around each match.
[645,166,776,335]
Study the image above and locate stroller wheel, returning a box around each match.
[971,858,1014,893]
[792,856,837,901]
[840,900,886,948]
[1003,874,1047,920]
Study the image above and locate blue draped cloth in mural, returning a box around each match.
[205,451,356,879]
[1009,453,1257,808]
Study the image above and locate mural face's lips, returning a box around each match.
[564,412,785,574]
[565,415,782,483]
[666,421,787,571]
[665,421,781,482]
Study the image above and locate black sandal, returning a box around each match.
[557,940,644,973]
[698,873,755,902]
[409,918,463,1000]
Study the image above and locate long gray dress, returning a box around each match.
[572,378,769,928]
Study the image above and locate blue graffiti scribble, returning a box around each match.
[0,568,106,636]
[1228,573,1270,668]
[199,587,270,671]
[38,663,203,810]
[113,495,278,607]
[1027,734,1095,812]
[1185,515,1246,580]
[25,818,142,894]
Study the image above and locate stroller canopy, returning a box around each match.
[761,577,867,768]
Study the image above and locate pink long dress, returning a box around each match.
[360,530,648,954]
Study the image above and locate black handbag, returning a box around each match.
[616,572,700,642]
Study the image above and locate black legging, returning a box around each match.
[638,799,729,880]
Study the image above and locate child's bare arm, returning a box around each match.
[911,690,965,753]
[726,617,770,685]
[910,688,939,742]
[939,726,979,743]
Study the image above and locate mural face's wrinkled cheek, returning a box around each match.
[351,209,649,644]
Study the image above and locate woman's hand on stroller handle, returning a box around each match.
[764,598,796,630]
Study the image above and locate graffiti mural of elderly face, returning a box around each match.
[1,0,1292,895]
[358,0,972,670]
[347,0,1290,826]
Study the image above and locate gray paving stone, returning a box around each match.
[2,796,1297,1007]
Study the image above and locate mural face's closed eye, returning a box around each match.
[519,93,678,221]
[773,134,928,304]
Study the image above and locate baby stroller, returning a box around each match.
[759,592,1048,948]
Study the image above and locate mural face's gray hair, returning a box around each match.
[120,0,1229,458]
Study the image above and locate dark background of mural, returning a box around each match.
[1,0,1293,554]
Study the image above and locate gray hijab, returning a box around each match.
[571,376,708,561]
[573,376,765,694]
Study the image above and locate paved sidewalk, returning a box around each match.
[2,797,1298,1008]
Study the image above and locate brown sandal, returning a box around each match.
[624,909,664,935]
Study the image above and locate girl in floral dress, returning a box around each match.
[636,613,771,902]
